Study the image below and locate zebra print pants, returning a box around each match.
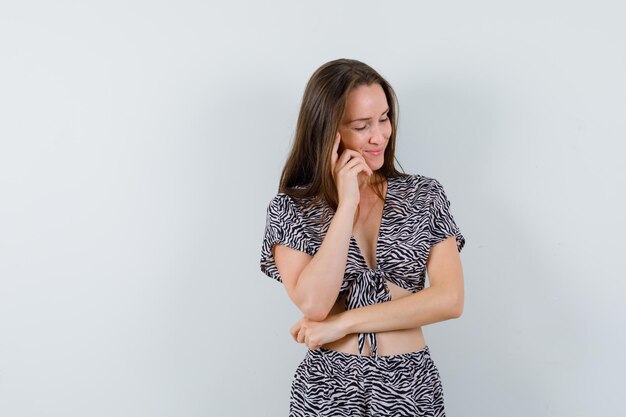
[289,345,445,416]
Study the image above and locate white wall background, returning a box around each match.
[1,1,624,416]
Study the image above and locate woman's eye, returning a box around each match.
[355,126,366,131]
[380,117,389,122]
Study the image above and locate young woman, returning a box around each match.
[260,58,466,416]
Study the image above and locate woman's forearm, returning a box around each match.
[337,285,464,334]
[295,203,357,321]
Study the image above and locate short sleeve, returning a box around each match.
[428,179,466,253]
[259,194,315,283]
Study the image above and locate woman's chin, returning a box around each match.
[369,161,385,172]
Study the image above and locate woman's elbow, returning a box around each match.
[288,282,332,321]
[299,296,333,321]
[301,305,331,322]
[447,290,464,319]
[303,309,328,322]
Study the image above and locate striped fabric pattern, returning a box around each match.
[260,174,465,357]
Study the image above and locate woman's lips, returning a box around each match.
[365,149,383,156]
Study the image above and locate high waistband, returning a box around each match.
[304,345,432,371]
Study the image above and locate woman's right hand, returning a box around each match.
[331,132,373,209]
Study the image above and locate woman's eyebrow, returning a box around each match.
[347,107,390,123]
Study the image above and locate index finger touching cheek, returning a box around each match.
[333,132,341,152]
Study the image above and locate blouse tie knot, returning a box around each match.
[343,268,392,358]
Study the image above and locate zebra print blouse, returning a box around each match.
[259,173,466,358]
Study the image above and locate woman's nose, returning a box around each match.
[370,125,386,143]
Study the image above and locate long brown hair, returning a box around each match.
[278,58,408,211]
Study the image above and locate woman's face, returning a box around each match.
[338,83,392,172]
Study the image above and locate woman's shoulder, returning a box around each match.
[265,187,326,217]
[390,172,441,194]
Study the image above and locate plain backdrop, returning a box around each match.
[1,1,625,416]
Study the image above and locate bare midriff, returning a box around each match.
[320,279,426,356]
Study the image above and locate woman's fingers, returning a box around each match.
[331,142,374,207]
[290,318,322,349]
[304,333,318,350]
[291,318,320,349]
[339,153,373,176]
[342,156,363,170]
[349,163,373,177]
[337,148,363,166]
[337,150,371,175]
[290,322,299,341]
[297,326,306,344]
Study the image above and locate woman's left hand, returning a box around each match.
[290,313,347,350]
